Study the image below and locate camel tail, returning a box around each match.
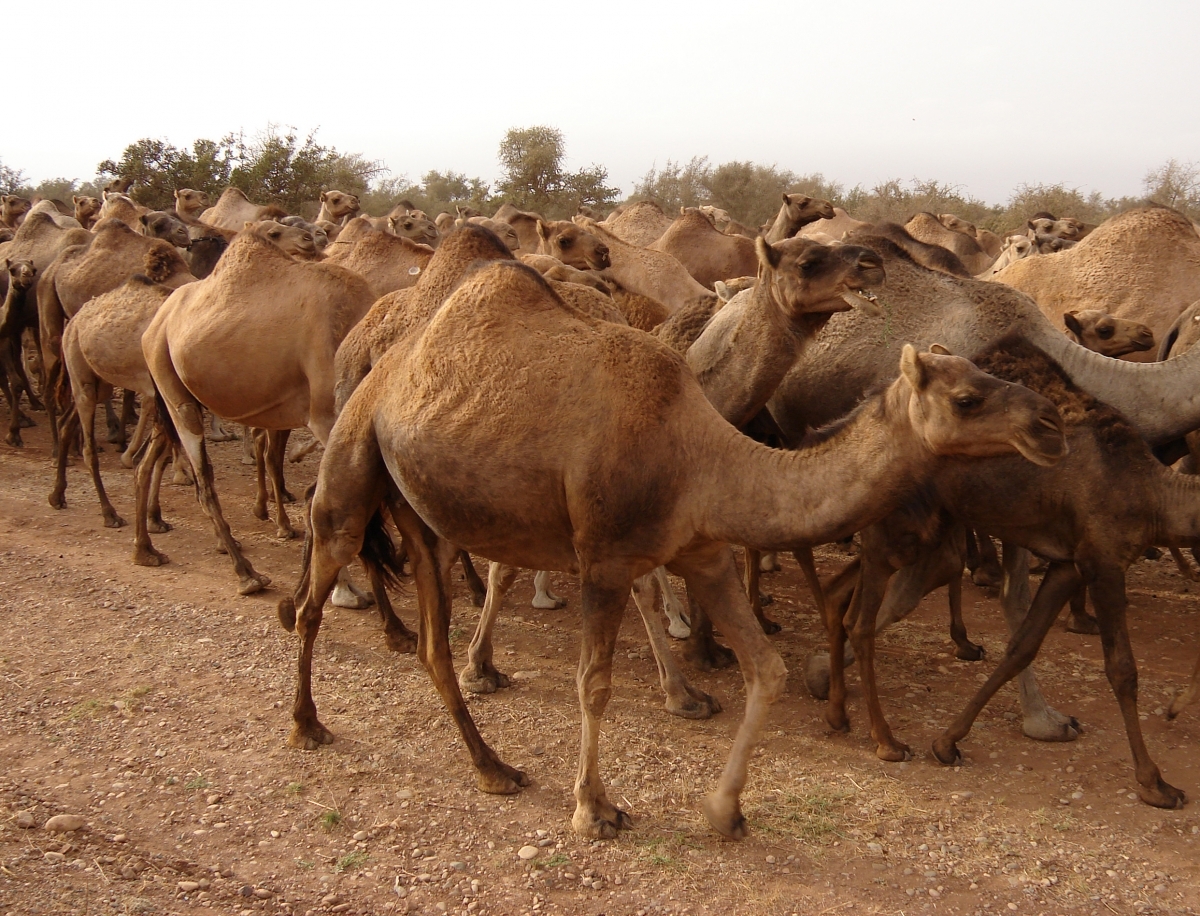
[358,508,404,592]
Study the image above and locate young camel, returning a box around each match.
[822,335,1190,809]
[278,258,1065,839]
[763,194,836,244]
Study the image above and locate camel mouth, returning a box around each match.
[841,289,884,318]
[587,250,612,270]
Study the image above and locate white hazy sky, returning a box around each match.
[9,2,1200,205]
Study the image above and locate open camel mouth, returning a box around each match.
[841,288,884,318]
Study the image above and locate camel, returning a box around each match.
[573,217,716,314]
[322,218,435,298]
[978,235,1035,277]
[173,189,210,224]
[763,194,836,244]
[518,254,609,293]
[599,200,675,247]
[1063,309,1154,357]
[136,227,376,592]
[0,195,31,229]
[72,196,102,230]
[1026,215,1092,242]
[937,213,1002,258]
[139,211,191,249]
[698,206,757,239]
[905,212,994,275]
[383,210,439,247]
[819,334,1189,810]
[535,219,611,271]
[104,177,135,195]
[38,219,196,451]
[0,259,40,445]
[992,207,1200,361]
[49,276,176,528]
[493,203,544,253]
[316,190,360,225]
[434,212,455,234]
[277,253,1065,839]
[649,208,758,290]
[461,216,520,251]
[98,193,151,229]
[199,187,288,233]
[766,231,1200,450]
[798,206,870,242]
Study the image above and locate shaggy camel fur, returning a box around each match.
[0,259,40,446]
[905,212,994,276]
[1063,308,1154,357]
[574,217,716,314]
[199,187,287,232]
[277,255,1064,839]
[137,230,375,592]
[821,336,1188,810]
[994,206,1200,361]
[599,200,675,247]
[322,219,435,298]
[763,194,836,244]
[316,190,360,225]
[650,208,758,290]
[49,276,176,528]
[38,219,195,452]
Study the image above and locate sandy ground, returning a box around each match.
[3,418,1200,916]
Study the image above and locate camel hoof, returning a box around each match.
[758,592,774,608]
[459,668,511,695]
[877,743,912,762]
[825,710,850,734]
[759,555,781,573]
[667,620,692,640]
[470,589,486,608]
[757,614,781,635]
[805,654,831,700]
[277,598,297,632]
[48,492,66,510]
[132,547,169,567]
[18,414,35,428]
[954,642,986,661]
[383,628,418,654]
[477,764,528,795]
[572,805,632,839]
[275,527,298,541]
[931,738,962,766]
[147,518,172,534]
[1143,546,1164,561]
[531,594,567,610]
[5,432,22,447]
[282,488,296,504]
[1023,714,1081,742]
[252,505,269,521]
[289,720,335,750]
[1167,690,1194,720]
[701,795,748,840]
[103,514,127,529]
[208,430,238,443]
[120,454,135,469]
[1066,613,1100,635]
[684,641,736,671]
[1139,779,1186,809]
[237,574,270,596]
[665,689,721,720]
[971,565,1002,589]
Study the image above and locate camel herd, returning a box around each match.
[6,178,1200,841]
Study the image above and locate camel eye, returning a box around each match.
[1097,326,1113,339]
[955,395,982,412]
[559,237,573,247]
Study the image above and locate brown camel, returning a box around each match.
[1026,215,1092,242]
[173,189,210,224]
[649,208,758,290]
[0,195,31,229]
[1063,308,1154,357]
[535,219,611,271]
[0,259,40,445]
[322,218,435,298]
[38,219,196,452]
[937,213,1003,258]
[820,334,1187,811]
[598,200,675,246]
[993,206,1200,360]
[49,276,176,528]
[382,209,439,247]
[136,228,375,592]
[905,212,994,275]
[199,187,288,232]
[493,203,545,253]
[72,196,102,230]
[763,194,836,244]
[97,193,149,229]
[316,190,360,225]
[277,257,1064,840]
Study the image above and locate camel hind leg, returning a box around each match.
[460,562,517,694]
[532,569,567,609]
[654,566,691,639]
[631,571,719,719]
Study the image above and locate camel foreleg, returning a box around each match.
[460,562,517,694]
[631,572,719,719]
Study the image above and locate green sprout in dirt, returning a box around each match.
[334,851,368,873]
[750,787,851,843]
[319,809,342,831]
[286,782,305,796]
[543,853,571,868]
[68,699,103,720]
[184,775,211,791]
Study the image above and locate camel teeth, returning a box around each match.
[843,289,884,317]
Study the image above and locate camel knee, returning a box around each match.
[753,651,788,704]
[580,684,613,717]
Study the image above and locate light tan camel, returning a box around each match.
[698,206,758,239]
[277,257,1064,840]
[978,235,1035,277]
[1026,215,1092,242]
[905,212,994,276]
[599,200,675,246]
[574,217,716,314]
[535,219,611,271]
[493,203,545,253]
[650,208,758,290]
[173,189,210,224]
[316,190,360,225]
[1063,309,1154,357]
[994,206,1200,359]
[322,218,435,298]
[763,194,836,244]
[936,213,1002,258]
[0,195,31,229]
[136,229,375,592]
[798,206,870,242]
[382,210,439,247]
[70,195,102,230]
[199,187,288,232]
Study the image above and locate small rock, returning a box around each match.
[112,834,126,843]
[121,866,137,880]
[322,894,343,906]
[43,851,65,864]
[45,815,86,833]
[353,830,369,842]
[220,866,234,878]
[766,855,776,864]
[178,881,200,893]
[14,810,35,829]
[331,905,351,914]
[198,878,211,890]
[239,884,254,897]
[253,887,272,899]
[518,845,539,860]
[206,794,221,806]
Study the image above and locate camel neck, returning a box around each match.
[701,380,929,549]
[1015,317,1200,445]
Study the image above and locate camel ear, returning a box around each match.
[929,343,952,356]
[714,280,729,301]
[536,219,550,243]
[755,235,782,270]
[139,213,150,227]
[244,221,256,232]
[320,191,329,203]
[387,217,397,232]
[1063,311,1083,336]
[782,192,791,204]
[899,343,929,390]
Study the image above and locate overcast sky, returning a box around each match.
[9,2,1199,205]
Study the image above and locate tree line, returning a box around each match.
[2,125,1197,235]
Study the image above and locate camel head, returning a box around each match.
[104,176,135,195]
[174,188,210,220]
[455,203,482,220]
[697,205,733,231]
[1063,309,1155,358]
[244,219,320,261]
[0,227,13,244]
[319,189,360,221]
[899,343,1066,467]
[0,195,31,228]
[937,213,977,237]
[4,258,36,292]
[783,193,836,223]
[140,211,192,249]
[536,219,610,271]
[1027,217,1088,243]
[280,215,330,251]
[72,195,102,228]
[387,210,439,247]
[755,236,885,324]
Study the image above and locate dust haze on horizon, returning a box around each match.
[8,2,1199,206]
